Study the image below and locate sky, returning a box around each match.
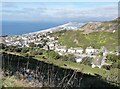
[1,0,120,2]
[1,2,118,22]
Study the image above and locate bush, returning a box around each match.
[106,54,118,62]
[102,65,111,70]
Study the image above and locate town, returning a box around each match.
[1,28,119,69]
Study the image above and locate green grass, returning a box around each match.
[57,30,119,51]
[35,55,120,80]
[34,54,110,78]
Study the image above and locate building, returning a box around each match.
[43,45,49,50]
[75,55,83,63]
[67,48,76,54]
[85,46,95,55]
[75,48,83,54]
[55,46,67,53]
[47,43,55,50]
[91,56,106,68]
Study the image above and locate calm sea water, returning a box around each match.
[2,21,64,35]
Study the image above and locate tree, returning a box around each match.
[106,54,118,63]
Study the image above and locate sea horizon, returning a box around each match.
[2,21,69,35]
[1,20,106,35]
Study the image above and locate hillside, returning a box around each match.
[80,17,118,33]
[51,18,119,51]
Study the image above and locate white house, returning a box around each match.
[43,45,49,50]
[75,48,83,54]
[75,56,83,62]
[48,43,55,50]
[74,54,87,63]
[67,48,76,54]
[47,36,55,41]
[55,47,67,53]
[85,46,95,55]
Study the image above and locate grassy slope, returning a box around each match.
[57,29,118,51]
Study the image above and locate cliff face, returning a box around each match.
[80,18,119,32]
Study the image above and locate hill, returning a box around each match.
[50,18,119,51]
[80,18,118,32]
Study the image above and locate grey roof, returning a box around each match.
[92,56,103,66]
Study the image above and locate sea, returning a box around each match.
[2,21,66,35]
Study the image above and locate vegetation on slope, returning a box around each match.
[55,30,118,51]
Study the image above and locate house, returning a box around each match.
[75,55,83,62]
[55,46,67,53]
[94,49,100,53]
[43,45,49,50]
[85,46,95,55]
[75,48,83,54]
[91,56,106,68]
[67,48,76,54]
[47,36,55,41]
[116,51,120,56]
[48,43,55,50]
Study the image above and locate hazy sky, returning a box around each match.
[1,2,118,22]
